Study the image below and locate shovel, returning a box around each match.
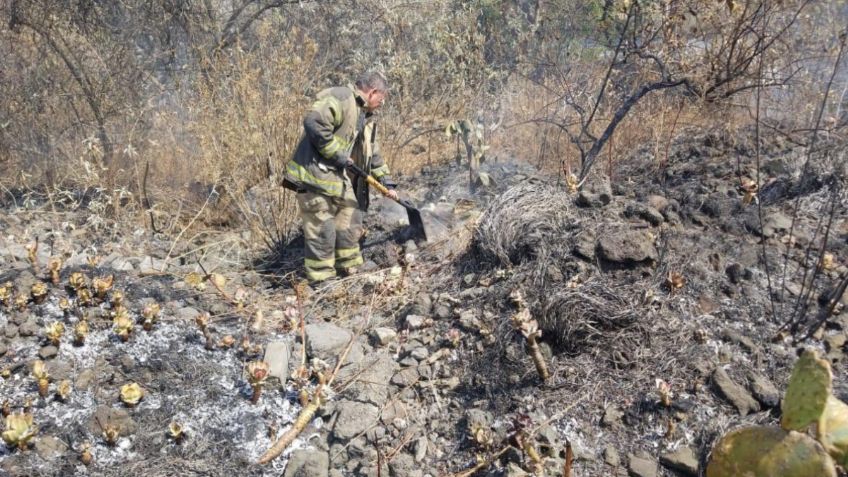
[348,164,428,241]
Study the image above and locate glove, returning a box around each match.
[332,152,353,170]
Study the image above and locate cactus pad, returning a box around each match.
[781,349,832,431]
[706,426,836,477]
[818,395,848,466]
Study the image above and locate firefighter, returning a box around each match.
[283,71,398,283]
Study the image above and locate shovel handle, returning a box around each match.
[348,164,393,198]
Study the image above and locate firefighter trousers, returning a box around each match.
[296,187,364,282]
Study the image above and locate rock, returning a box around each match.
[119,354,136,372]
[747,371,780,408]
[102,252,135,271]
[712,368,760,415]
[63,252,91,268]
[344,351,398,406]
[264,340,290,381]
[628,453,659,477]
[605,446,621,467]
[405,315,428,330]
[411,292,432,316]
[825,333,847,353]
[390,452,417,477]
[76,368,97,390]
[176,306,200,321]
[602,406,624,428]
[505,462,530,477]
[371,327,397,346]
[18,320,39,337]
[34,435,68,461]
[333,400,380,441]
[3,324,17,339]
[721,329,758,354]
[625,202,664,226]
[391,367,420,387]
[433,305,452,320]
[409,347,429,361]
[597,231,657,264]
[283,448,329,477]
[39,346,58,360]
[573,231,596,260]
[414,436,428,462]
[457,310,480,331]
[87,406,137,437]
[576,175,613,208]
[646,195,669,212]
[139,255,168,275]
[660,447,699,476]
[0,341,6,356]
[305,322,352,361]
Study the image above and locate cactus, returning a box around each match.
[781,349,832,431]
[818,395,848,467]
[120,383,144,407]
[706,426,836,477]
[2,413,38,450]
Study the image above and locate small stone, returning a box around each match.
[602,406,624,428]
[283,448,329,477]
[414,436,428,462]
[660,447,699,476]
[433,305,451,320]
[88,406,136,436]
[39,346,58,360]
[176,307,200,321]
[139,256,166,275]
[628,453,659,477]
[409,347,430,361]
[18,320,39,337]
[371,327,397,347]
[3,324,17,339]
[605,446,621,467]
[712,367,760,415]
[747,371,780,408]
[333,400,380,441]
[457,310,480,331]
[825,333,847,353]
[305,322,352,361]
[264,340,290,381]
[0,341,6,356]
[120,354,135,372]
[597,231,658,264]
[405,315,428,330]
[391,367,420,387]
[34,435,68,461]
[76,369,97,390]
[462,273,476,287]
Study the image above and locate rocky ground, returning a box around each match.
[1,128,847,477]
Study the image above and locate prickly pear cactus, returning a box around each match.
[818,395,848,467]
[781,349,832,431]
[706,426,836,477]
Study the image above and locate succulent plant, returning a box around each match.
[113,313,134,342]
[102,424,119,446]
[76,288,93,307]
[80,441,93,465]
[667,271,685,291]
[44,321,65,347]
[92,275,113,299]
[185,272,205,291]
[2,412,38,450]
[14,292,29,311]
[120,383,144,407]
[68,271,87,291]
[246,361,270,404]
[58,297,71,314]
[168,422,185,442]
[74,319,90,346]
[30,281,48,304]
[110,290,124,308]
[0,281,13,306]
[468,421,494,449]
[195,313,209,331]
[706,426,836,477]
[56,380,72,402]
[25,241,38,268]
[47,257,62,285]
[141,302,161,331]
[32,360,50,397]
[656,379,673,407]
[219,335,236,349]
[781,349,832,431]
[509,290,549,381]
[2,400,10,417]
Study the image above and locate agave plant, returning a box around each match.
[0,281,13,306]
[80,441,93,465]
[92,275,113,300]
[113,311,134,342]
[141,302,161,331]
[24,241,38,269]
[168,422,185,443]
[110,290,124,308]
[14,292,29,311]
[56,380,72,402]
[246,361,270,404]
[185,272,205,291]
[32,360,50,397]
[74,319,90,346]
[58,297,71,315]
[76,288,93,307]
[120,383,144,407]
[2,413,37,450]
[219,335,236,349]
[68,272,87,291]
[47,257,62,285]
[101,424,119,446]
[44,322,65,347]
[31,281,48,304]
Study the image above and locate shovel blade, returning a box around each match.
[405,206,428,242]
